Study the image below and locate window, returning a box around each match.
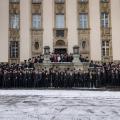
[10,14,20,29]
[56,30,64,37]
[32,14,41,29]
[10,41,19,58]
[102,41,110,56]
[9,0,19,3]
[56,14,64,28]
[32,0,42,4]
[101,0,109,3]
[55,0,64,4]
[79,0,88,3]
[101,12,109,28]
[79,13,88,29]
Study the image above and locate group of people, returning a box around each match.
[0,62,120,89]
[50,52,89,63]
[24,52,89,64]
[50,53,73,62]
[26,54,44,65]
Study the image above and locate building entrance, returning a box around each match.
[54,48,67,54]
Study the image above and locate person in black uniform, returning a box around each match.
[54,71,59,88]
[59,70,64,88]
[34,70,39,88]
[107,68,111,86]
[118,68,120,86]
[45,71,49,88]
[66,70,71,88]
[24,70,29,88]
[84,71,89,88]
[42,69,46,88]
[115,69,119,87]
[0,69,3,88]
[69,70,74,88]
[92,70,97,88]
[73,70,78,87]
[14,70,18,88]
[111,69,115,87]
[38,70,43,87]
[3,70,9,88]
[30,69,35,88]
[19,70,24,88]
[96,69,101,88]
[64,70,68,88]
[51,70,55,88]
[78,70,82,87]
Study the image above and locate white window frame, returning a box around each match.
[102,41,110,56]
[101,12,109,28]
[56,14,65,28]
[32,14,41,29]
[79,13,88,29]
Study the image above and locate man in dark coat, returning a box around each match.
[83,71,89,88]
[13,70,18,88]
[63,71,67,88]
[69,70,74,88]
[111,69,116,87]
[118,68,120,86]
[3,70,9,88]
[115,69,119,87]
[38,70,43,87]
[96,69,101,88]
[54,71,59,88]
[91,70,97,88]
[0,69,3,88]
[24,70,29,88]
[41,69,46,88]
[18,70,24,88]
[34,70,39,88]
[30,70,35,88]
[45,71,49,88]
[78,70,83,87]
[59,70,64,88]
[73,70,79,87]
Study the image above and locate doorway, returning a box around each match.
[54,48,67,54]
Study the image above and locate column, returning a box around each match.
[20,0,31,62]
[0,0,9,62]
[66,0,78,53]
[43,0,53,52]
[111,0,120,60]
[89,0,101,61]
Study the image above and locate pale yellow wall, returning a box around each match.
[0,0,9,62]
[89,0,101,61]
[43,0,54,53]
[20,0,31,62]
[111,0,120,60]
[66,0,78,53]
[0,0,120,62]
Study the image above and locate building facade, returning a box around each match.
[0,0,120,63]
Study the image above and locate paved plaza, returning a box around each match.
[0,90,120,120]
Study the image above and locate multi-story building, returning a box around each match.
[0,0,120,63]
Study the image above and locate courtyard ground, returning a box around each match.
[0,90,120,120]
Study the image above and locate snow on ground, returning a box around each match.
[0,90,120,120]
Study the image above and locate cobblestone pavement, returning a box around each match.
[0,90,120,120]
